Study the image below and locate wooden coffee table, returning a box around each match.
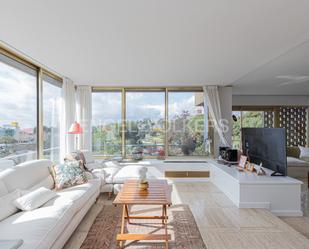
[113,179,172,248]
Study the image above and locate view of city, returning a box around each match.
[0,57,62,163]
[0,58,37,163]
[92,91,205,157]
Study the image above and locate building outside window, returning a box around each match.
[0,53,38,164]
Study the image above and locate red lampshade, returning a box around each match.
[68,121,83,134]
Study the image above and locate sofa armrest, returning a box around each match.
[91,168,107,185]
[85,162,104,171]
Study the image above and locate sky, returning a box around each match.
[0,61,61,129]
[92,91,200,126]
[0,59,202,129]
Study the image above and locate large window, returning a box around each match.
[43,74,62,163]
[92,91,122,156]
[92,89,206,158]
[0,54,37,164]
[125,91,165,157]
[232,110,268,149]
[232,111,264,149]
[168,92,205,156]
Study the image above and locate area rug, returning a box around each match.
[80,204,207,249]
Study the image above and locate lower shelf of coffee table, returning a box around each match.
[117,234,171,241]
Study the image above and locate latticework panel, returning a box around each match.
[263,111,274,128]
[279,107,307,146]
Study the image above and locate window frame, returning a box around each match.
[0,46,62,162]
[92,87,205,158]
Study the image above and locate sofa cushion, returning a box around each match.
[0,200,74,249]
[85,162,103,171]
[286,146,301,158]
[101,167,120,184]
[0,160,53,193]
[299,146,309,160]
[80,150,95,164]
[28,175,54,191]
[0,190,21,222]
[287,156,309,167]
[0,179,8,197]
[113,166,147,184]
[0,239,23,249]
[0,160,15,173]
[51,161,87,190]
[14,187,57,211]
[103,161,121,168]
[44,179,100,211]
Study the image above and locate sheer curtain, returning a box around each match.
[203,86,230,147]
[60,78,76,161]
[76,86,92,151]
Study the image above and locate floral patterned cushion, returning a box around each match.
[51,161,87,190]
[64,151,87,171]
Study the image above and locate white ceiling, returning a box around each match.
[0,0,309,95]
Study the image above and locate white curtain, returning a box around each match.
[203,90,210,155]
[203,86,229,147]
[60,78,76,161]
[76,86,92,151]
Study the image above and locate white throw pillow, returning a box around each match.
[0,160,15,172]
[104,161,121,168]
[0,239,23,249]
[28,175,55,191]
[14,187,57,211]
[0,190,21,221]
[299,146,309,159]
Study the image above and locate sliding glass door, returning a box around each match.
[168,91,205,156]
[92,88,206,158]
[0,53,38,163]
[125,91,165,157]
[92,91,122,156]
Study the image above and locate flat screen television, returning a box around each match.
[241,128,287,176]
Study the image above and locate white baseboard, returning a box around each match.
[238,201,271,209]
[271,210,303,217]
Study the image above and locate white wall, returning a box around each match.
[232,95,309,106]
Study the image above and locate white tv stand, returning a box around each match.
[208,160,303,216]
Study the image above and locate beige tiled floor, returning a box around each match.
[280,177,309,239]
[64,181,309,249]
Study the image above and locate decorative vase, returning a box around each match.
[139,180,149,190]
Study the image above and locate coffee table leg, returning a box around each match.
[125,204,130,224]
[162,205,165,224]
[163,205,169,249]
[119,205,126,248]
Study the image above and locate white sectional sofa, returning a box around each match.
[0,159,101,249]
[0,157,148,249]
[78,150,148,195]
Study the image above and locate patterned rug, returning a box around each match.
[80,204,207,249]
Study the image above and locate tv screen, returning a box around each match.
[241,128,287,176]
